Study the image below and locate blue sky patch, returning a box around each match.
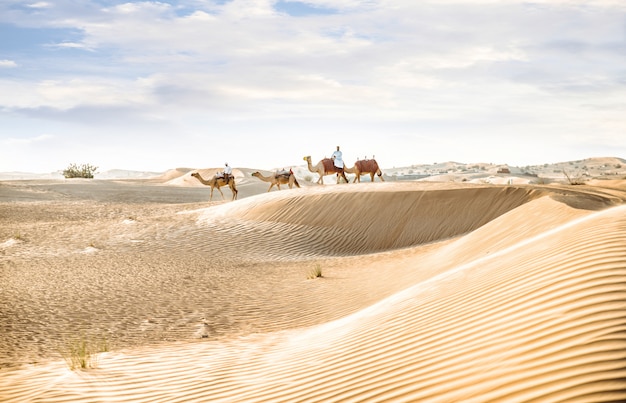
[274,1,338,17]
[0,24,84,55]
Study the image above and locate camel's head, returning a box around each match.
[191,172,199,178]
[251,171,259,177]
[303,156,311,162]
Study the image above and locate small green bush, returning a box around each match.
[63,163,98,179]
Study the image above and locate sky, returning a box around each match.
[0,0,625,173]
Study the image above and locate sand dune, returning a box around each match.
[1,174,625,402]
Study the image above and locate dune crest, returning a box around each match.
[197,183,547,257]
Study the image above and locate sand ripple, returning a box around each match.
[1,181,625,402]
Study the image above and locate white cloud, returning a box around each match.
[3,134,54,145]
[0,0,624,173]
[46,42,94,51]
[0,78,142,114]
[0,60,17,68]
[26,2,51,9]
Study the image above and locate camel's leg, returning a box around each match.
[370,172,375,182]
[209,187,214,201]
[339,171,349,184]
[217,185,225,200]
[230,184,238,200]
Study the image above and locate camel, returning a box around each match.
[303,156,349,184]
[345,158,385,183]
[190,171,238,201]
[251,170,300,192]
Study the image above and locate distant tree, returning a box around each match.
[563,169,586,185]
[63,163,98,179]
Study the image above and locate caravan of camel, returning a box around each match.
[191,151,384,201]
[302,155,384,184]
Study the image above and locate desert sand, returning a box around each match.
[1,163,625,402]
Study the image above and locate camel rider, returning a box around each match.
[331,146,344,169]
[223,162,232,184]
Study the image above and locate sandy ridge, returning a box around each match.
[1,204,624,402]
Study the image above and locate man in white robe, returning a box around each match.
[331,146,344,169]
[223,162,232,183]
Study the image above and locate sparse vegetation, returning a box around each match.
[60,333,108,370]
[307,264,323,279]
[563,169,586,185]
[63,163,98,179]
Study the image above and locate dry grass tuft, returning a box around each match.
[307,264,324,279]
[60,333,109,370]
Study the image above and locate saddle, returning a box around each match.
[322,159,344,172]
[274,169,293,179]
[215,173,232,183]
